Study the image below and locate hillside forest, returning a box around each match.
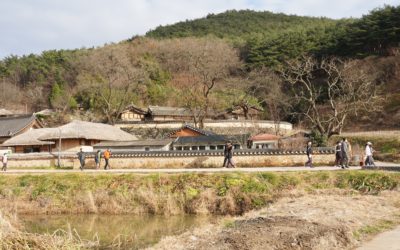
[0,5,399,140]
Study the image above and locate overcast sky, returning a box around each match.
[0,0,399,59]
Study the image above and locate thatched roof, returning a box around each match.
[2,128,56,146]
[0,109,13,116]
[38,120,138,141]
[2,120,137,147]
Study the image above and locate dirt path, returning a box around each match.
[357,226,400,250]
[0,166,363,175]
[1,161,397,175]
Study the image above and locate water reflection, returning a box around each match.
[19,214,216,249]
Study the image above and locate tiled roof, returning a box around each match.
[94,139,173,148]
[0,115,38,137]
[167,124,216,138]
[249,133,280,141]
[123,105,147,115]
[173,135,231,146]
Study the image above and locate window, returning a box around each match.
[217,145,224,150]
[23,147,40,153]
[145,147,150,151]
[210,146,216,150]
[199,146,206,150]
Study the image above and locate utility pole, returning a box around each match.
[57,128,62,168]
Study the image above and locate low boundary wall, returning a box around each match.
[116,120,293,130]
[6,148,334,169]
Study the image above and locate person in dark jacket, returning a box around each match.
[77,148,86,171]
[94,150,101,169]
[341,138,349,169]
[223,142,235,168]
[305,141,313,168]
[335,142,342,168]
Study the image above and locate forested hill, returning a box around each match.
[0,5,399,131]
[145,10,337,40]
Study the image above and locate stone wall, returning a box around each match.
[6,149,334,169]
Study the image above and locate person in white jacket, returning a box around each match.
[365,142,376,167]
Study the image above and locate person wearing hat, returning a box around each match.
[2,153,8,171]
[365,142,376,167]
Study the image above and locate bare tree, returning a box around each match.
[78,46,146,124]
[0,79,25,110]
[155,38,240,128]
[282,56,382,139]
[246,69,291,135]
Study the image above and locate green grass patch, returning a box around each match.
[0,171,399,215]
[353,219,398,240]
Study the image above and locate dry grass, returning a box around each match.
[0,213,99,250]
[0,171,399,216]
[150,191,400,250]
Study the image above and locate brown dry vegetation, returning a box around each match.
[0,171,399,216]
[151,191,400,250]
[0,171,400,249]
[0,213,98,249]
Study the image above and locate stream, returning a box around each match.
[19,214,217,249]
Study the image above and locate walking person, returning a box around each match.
[103,148,111,170]
[335,142,342,168]
[365,142,376,167]
[223,142,235,168]
[77,148,86,171]
[2,153,8,172]
[341,138,349,169]
[305,141,313,168]
[95,150,101,170]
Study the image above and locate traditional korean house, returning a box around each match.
[2,120,138,153]
[147,106,194,121]
[0,114,43,144]
[248,133,280,149]
[119,105,148,121]
[215,106,263,120]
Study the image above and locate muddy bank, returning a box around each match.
[151,192,400,249]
